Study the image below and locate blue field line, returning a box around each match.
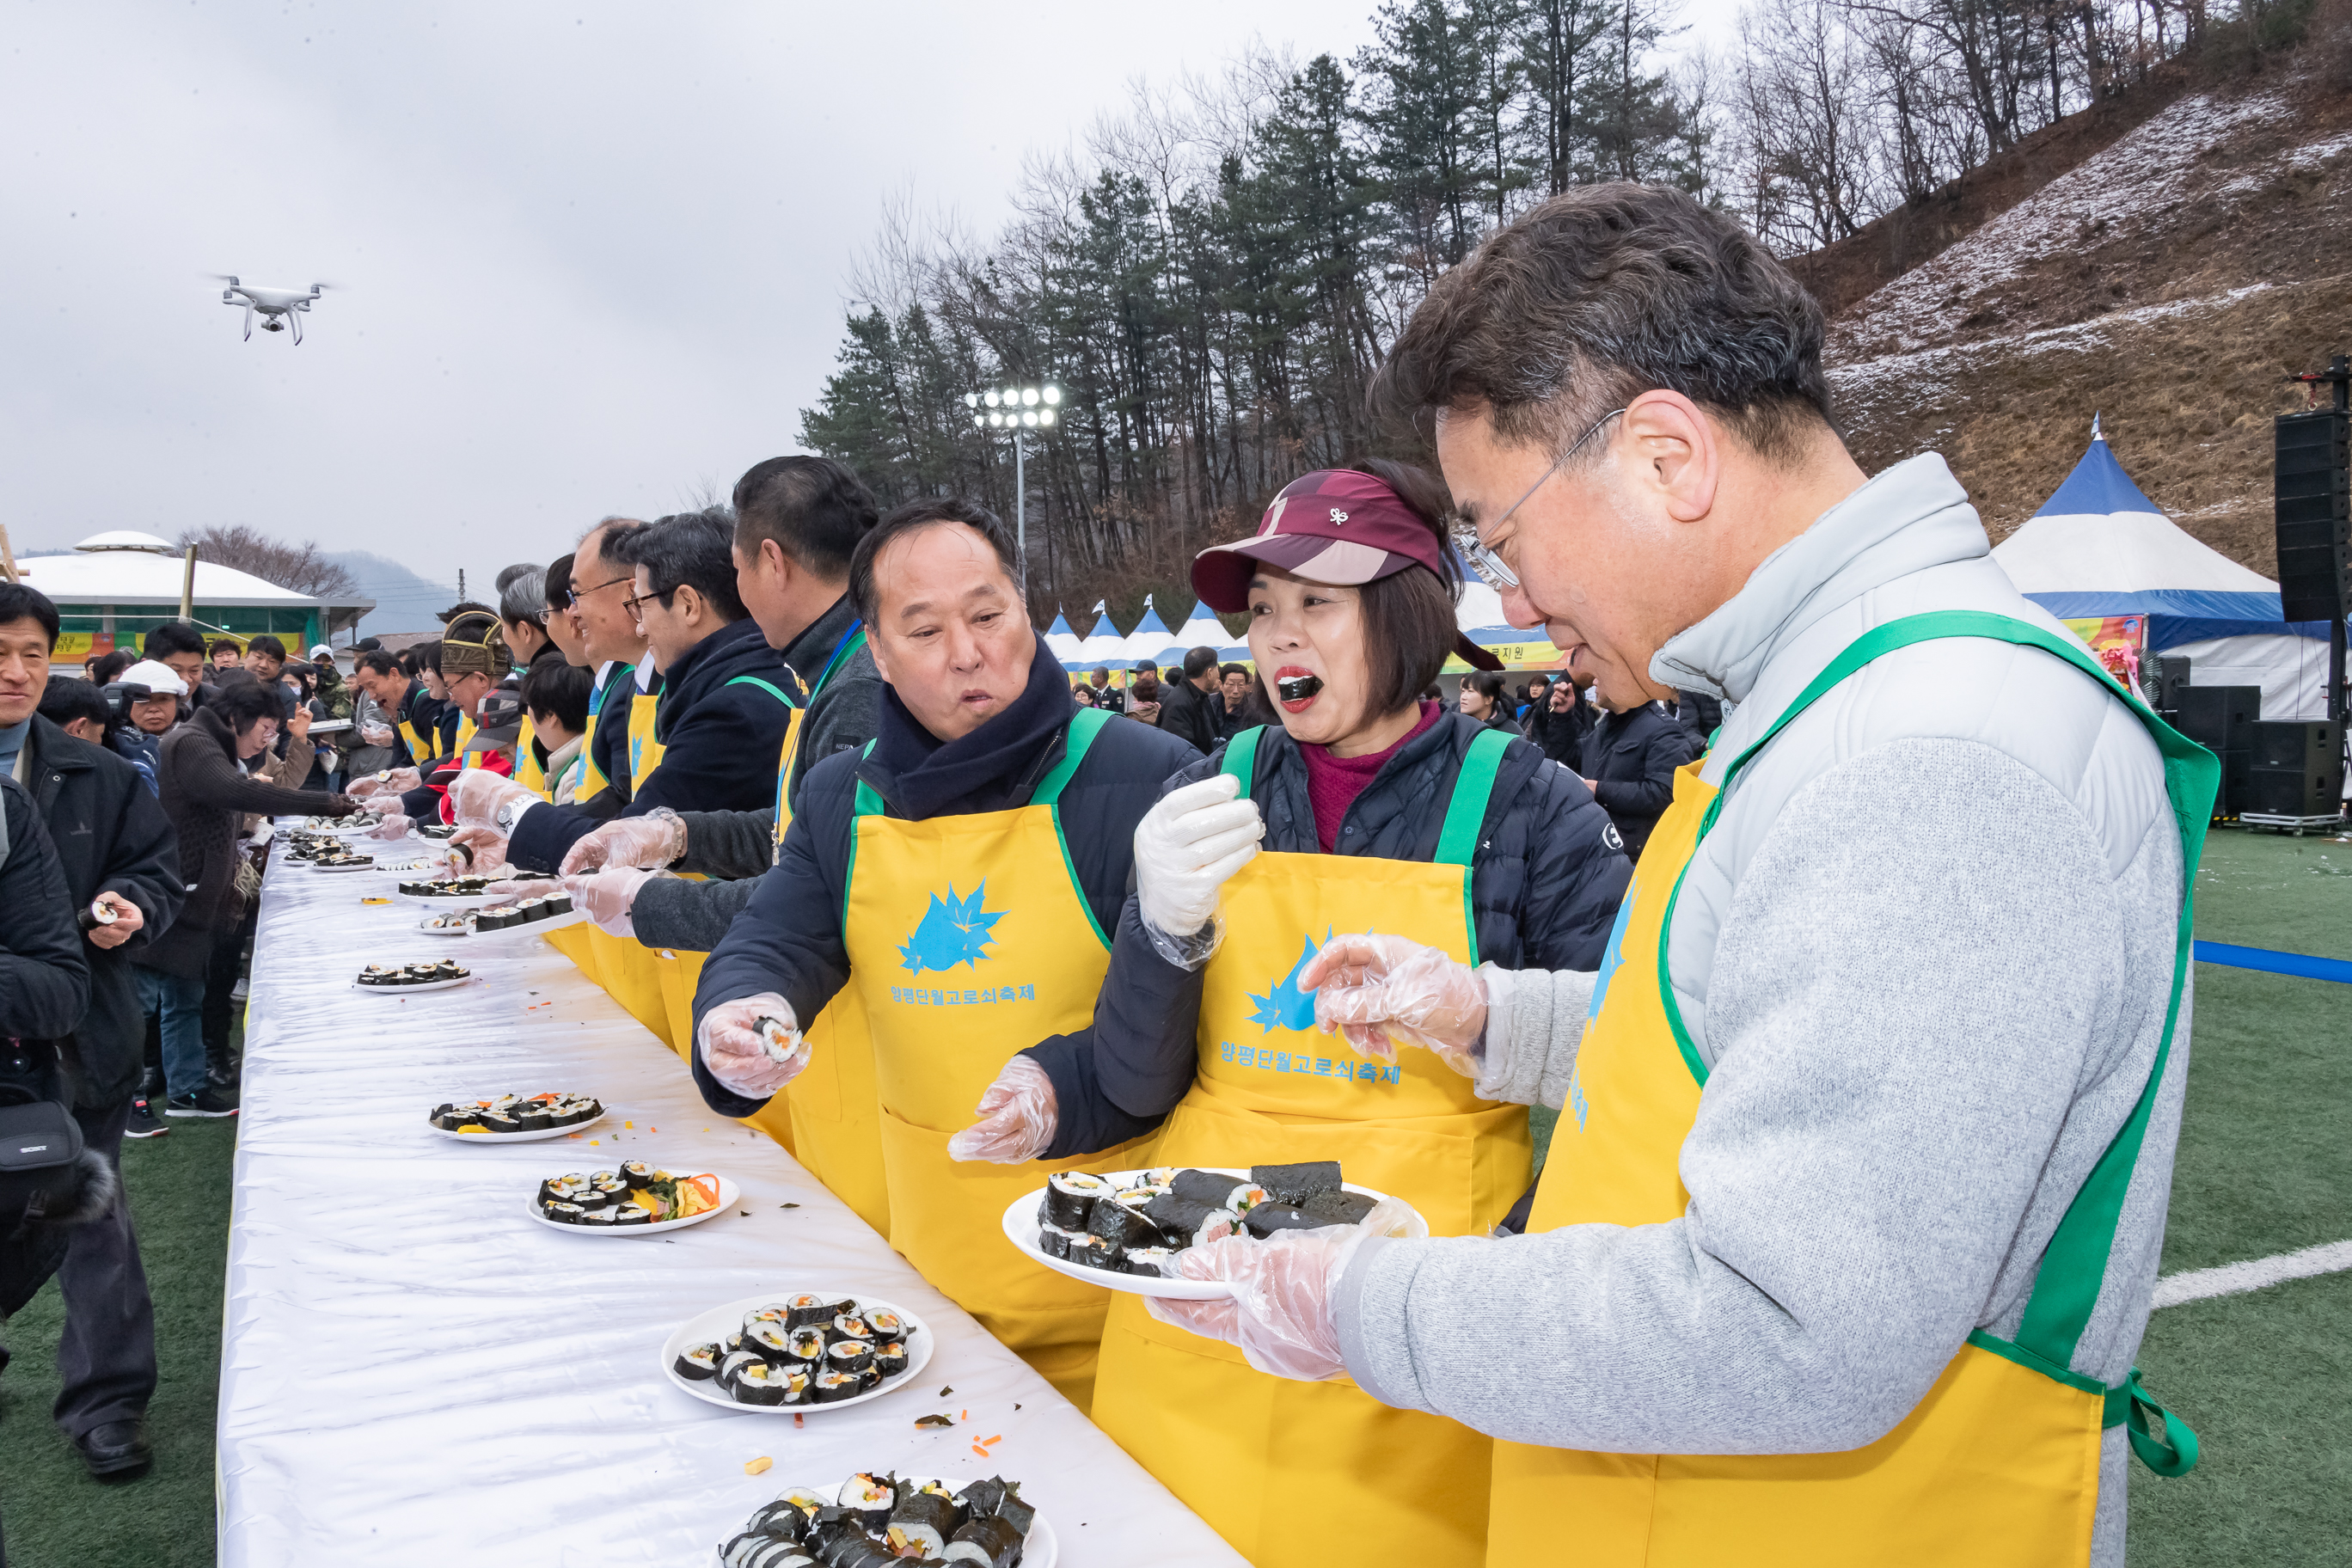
[2192,940,2352,984]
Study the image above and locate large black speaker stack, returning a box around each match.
[2277,354,2351,734]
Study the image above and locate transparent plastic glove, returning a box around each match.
[1301,933,1488,1073]
[1133,774,1264,965]
[359,722,396,748]
[946,1055,1058,1164]
[697,993,809,1099]
[349,767,420,799]
[565,867,665,938]
[438,827,511,879]
[449,768,541,832]
[365,813,414,842]
[1145,1197,1424,1381]
[560,808,688,876]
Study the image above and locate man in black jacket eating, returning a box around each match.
[0,583,184,1482]
[1578,691,1703,862]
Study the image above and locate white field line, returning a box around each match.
[2152,1239,2352,1309]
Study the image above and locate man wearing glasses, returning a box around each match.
[1155,184,2202,1565]
[452,510,797,876]
[560,517,652,815]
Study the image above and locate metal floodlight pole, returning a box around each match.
[964,383,1063,597]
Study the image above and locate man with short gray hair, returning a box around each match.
[1153,183,2204,1566]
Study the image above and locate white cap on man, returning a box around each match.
[308,644,334,661]
[118,658,190,698]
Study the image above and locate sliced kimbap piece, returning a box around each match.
[942,1516,1024,1568]
[1041,1170,1109,1230]
[838,1473,895,1529]
[673,1341,722,1381]
[777,1487,830,1519]
[812,1369,861,1403]
[589,1172,628,1194]
[787,1326,827,1363]
[949,1478,1005,1520]
[1253,1161,1344,1205]
[512,1105,553,1131]
[573,1187,609,1211]
[1302,1189,1379,1227]
[779,1368,812,1405]
[783,1292,833,1328]
[826,1339,874,1376]
[873,1341,910,1376]
[577,1204,618,1227]
[745,1322,794,1361]
[610,1203,652,1228]
[745,1498,810,1540]
[732,1360,792,1406]
[1142,1192,1240,1249]
[516,896,549,922]
[1124,1245,1177,1277]
[720,1531,777,1568]
[1242,1202,1328,1238]
[1035,1227,1075,1260]
[993,1491,1036,1540]
[886,1491,966,1558]
[542,1201,587,1224]
[831,1312,873,1341]
[717,1348,764,1390]
[864,1307,906,1339]
[477,1112,521,1133]
[1065,1234,1121,1271]
[1086,1196,1159,1252]
[1171,1168,1265,1212]
[547,891,573,916]
[620,1160,654,1188]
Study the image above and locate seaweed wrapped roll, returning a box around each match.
[732,1361,793,1406]
[1251,1161,1343,1205]
[674,1342,722,1380]
[1241,1202,1328,1237]
[942,1515,1025,1567]
[1302,1189,1378,1227]
[838,1473,895,1529]
[886,1491,965,1557]
[610,1204,652,1228]
[783,1292,834,1328]
[1170,1168,1265,1212]
[1086,1196,1160,1252]
[1040,1171,1109,1230]
[826,1339,874,1376]
[873,1341,909,1376]
[1123,1246,1177,1277]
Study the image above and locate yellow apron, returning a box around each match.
[585,667,671,1044]
[454,709,476,753]
[395,687,436,769]
[1485,611,2208,1567]
[842,707,1151,1409]
[1093,726,1525,1568]
[576,662,629,801]
[628,677,664,793]
[748,626,889,1236]
[514,712,547,799]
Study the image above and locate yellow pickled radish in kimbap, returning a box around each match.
[1039,1170,1112,1231]
[886,1491,965,1558]
[674,1341,723,1381]
[732,1360,792,1406]
[840,1473,896,1529]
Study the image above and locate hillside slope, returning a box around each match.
[1822,31,2352,570]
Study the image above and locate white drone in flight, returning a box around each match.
[214,276,328,343]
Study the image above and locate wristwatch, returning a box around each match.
[494,796,531,835]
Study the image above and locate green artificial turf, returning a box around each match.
[0,1112,235,1568]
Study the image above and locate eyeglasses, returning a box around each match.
[1449,407,1627,591]
[621,585,675,622]
[566,574,632,609]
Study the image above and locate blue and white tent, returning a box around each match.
[1042,607,1086,670]
[1993,420,2332,718]
[1161,604,1250,665]
[1112,595,1176,666]
[1072,601,1129,671]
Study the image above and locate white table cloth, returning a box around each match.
[217,833,1246,1567]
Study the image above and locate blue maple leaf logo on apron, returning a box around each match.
[1248,930,1328,1033]
[898,883,1004,974]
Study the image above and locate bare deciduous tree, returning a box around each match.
[177,525,361,599]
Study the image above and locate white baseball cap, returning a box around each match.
[118,658,189,698]
[308,644,334,660]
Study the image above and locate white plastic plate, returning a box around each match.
[309,860,378,873]
[530,1173,739,1236]
[306,719,353,735]
[427,1107,607,1142]
[352,974,472,995]
[711,1477,1057,1568]
[660,1290,934,1415]
[285,818,385,837]
[1000,1167,1422,1301]
[395,881,560,906]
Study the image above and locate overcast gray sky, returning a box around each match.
[3,0,1732,594]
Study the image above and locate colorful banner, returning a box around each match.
[2061,616,2146,688]
[52,633,118,663]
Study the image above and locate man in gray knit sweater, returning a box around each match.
[1150,187,2205,1567]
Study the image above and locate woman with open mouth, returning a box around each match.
[948,459,1634,1568]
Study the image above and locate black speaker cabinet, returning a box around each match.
[2157,656,2192,714]
[2275,409,2351,622]
[2240,720,2345,816]
[2171,684,2262,753]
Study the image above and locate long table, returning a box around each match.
[217,830,1246,1566]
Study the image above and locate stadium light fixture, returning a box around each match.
[966,383,1062,588]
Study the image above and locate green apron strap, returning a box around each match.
[1434,728,1511,868]
[1221,726,1265,799]
[851,740,883,819]
[1032,707,1111,806]
[726,674,802,708]
[809,624,867,700]
[1659,609,2214,1474]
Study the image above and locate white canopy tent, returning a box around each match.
[1042,606,1086,670]
[1993,422,2331,719]
[1071,600,1130,671]
[1113,596,1176,665]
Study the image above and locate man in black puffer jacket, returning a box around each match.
[1023,708,1631,1158]
[1579,695,1704,862]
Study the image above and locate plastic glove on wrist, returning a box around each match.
[365,812,414,842]
[449,768,540,833]
[359,723,396,748]
[1145,1197,1418,1381]
[566,867,662,938]
[697,994,808,1099]
[350,767,420,799]
[946,1055,1058,1164]
[439,827,511,880]
[1134,774,1265,941]
[560,809,688,876]
[1300,933,1488,1073]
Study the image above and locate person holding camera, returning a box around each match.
[0,585,185,1482]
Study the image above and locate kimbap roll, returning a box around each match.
[832,1313,873,1341]
[1065,1234,1121,1271]
[873,1342,910,1376]
[886,1491,966,1558]
[787,1326,827,1363]
[1252,1161,1343,1205]
[1302,1189,1378,1227]
[827,1339,874,1375]
[620,1160,654,1188]
[542,1201,586,1224]
[783,1292,833,1327]
[838,1473,895,1529]
[1142,1192,1241,1249]
[864,1308,905,1338]
[1086,1197,1159,1252]
[1041,1171,1109,1230]
[674,1342,722,1381]
[717,1349,765,1390]
[1241,1202,1328,1238]
[609,1204,652,1228]
[1171,1168,1265,1212]
[745,1498,810,1540]
[1124,1246,1177,1277]
[812,1369,861,1403]
[942,1515,1025,1568]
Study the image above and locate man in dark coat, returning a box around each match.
[1155,646,1226,756]
[1523,674,1598,767]
[0,584,186,1481]
[1578,694,1704,862]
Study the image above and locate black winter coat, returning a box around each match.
[1032,708,1634,1158]
[1155,677,1223,756]
[0,776,88,1045]
[689,655,1200,1122]
[1580,700,1704,863]
[1523,693,1597,766]
[20,719,184,1106]
[508,619,797,873]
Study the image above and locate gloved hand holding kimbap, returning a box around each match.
[699,993,810,1098]
[448,768,541,833]
[365,812,413,842]
[358,721,396,747]
[1145,1199,1413,1381]
[946,1053,1058,1164]
[1300,932,1489,1073]
[1134,774,1265,969]
[440,827,511,879]
[350,767,420,799]
[566,865,667,939]
[559,807,689,876]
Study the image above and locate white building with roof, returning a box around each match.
[13,531,372,662]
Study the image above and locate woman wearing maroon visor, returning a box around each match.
[949,459,1631,1567]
